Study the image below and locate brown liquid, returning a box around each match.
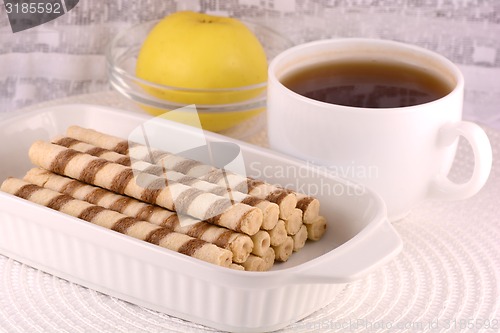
[281,60,452,108]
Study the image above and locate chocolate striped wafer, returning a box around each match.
[28,141,263,236]
[52,136,279,230]
[283,208,303,235]
[249,230,270,257]
[65,126,298,220]
[24,168,254,263]
[292,192,320,223]
[0,178,233,267]
[230,264,245,271]
[261,247,276,271]
[268,220,287,247]
[241,254,266,271]
[273,236,294,262]
[306,216,327,241]
[52,137,132,166]
[292,225,308,252]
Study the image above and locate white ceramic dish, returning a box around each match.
[0,104,402,332]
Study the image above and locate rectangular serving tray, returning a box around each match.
[0,104,402,332]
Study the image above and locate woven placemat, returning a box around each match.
[1,92,498,332]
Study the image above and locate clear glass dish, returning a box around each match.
[106,19,294,139]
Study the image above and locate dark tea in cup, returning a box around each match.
[281,60,452,108]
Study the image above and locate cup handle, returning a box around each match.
[430,121,492,200]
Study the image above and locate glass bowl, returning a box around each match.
[106,19,294,137]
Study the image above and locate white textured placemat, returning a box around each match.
[0,92,499,332]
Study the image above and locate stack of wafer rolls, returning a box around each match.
[28,141,263,236]
[52,134,327,262]
[1,126,328,270]
[1,178,234,268]
[66,126,298,219]
[23,168,256,264]
[52,136,280,230]
[65,127,321,219]
[63,126,326,261]
[62,127,327,247]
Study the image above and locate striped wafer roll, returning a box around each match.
[292,225,308,252]
[52,136,279,230]
[250,230,270,257]
[66,126,128,154]
[24,168,253,263]
[241,254,266,271]
[273,236,294,262]
[306,216,327,241]
[66,126,298,219]
[243,180,297,220]
[268,219,287,247]
[294,193,320,223]
[230,264,245,271]
[261,247,275,271]
[245,199,278,230]
[28,141,262,236]
[283,208,303,235]
[53,136,132,166]
[1,178,233,267]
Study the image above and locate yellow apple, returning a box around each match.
[136,11,268,128]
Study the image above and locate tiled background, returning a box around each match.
[0,0,498,127]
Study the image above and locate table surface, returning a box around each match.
[0,92,499,333]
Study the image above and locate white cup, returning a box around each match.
[267,38,492,221]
